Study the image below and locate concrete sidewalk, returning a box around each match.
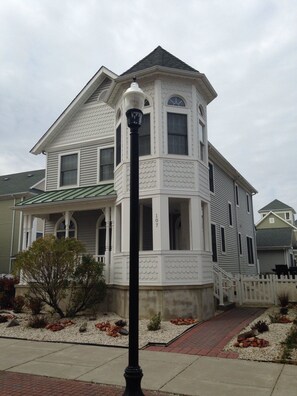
[0,338,296,395]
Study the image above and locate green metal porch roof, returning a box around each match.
[16,184,115,207]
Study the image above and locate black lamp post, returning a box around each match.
[123,78,145,396]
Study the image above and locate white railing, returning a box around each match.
[213,264,297,306]
[93,255,105,264]
[213,263,236,306]
[234,274,297,305]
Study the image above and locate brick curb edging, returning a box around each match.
[0,371,179,396]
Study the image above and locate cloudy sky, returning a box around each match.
[0,0,296,219]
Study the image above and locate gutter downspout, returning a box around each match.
[233,181,241,274]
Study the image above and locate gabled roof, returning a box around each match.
[121,46,197,76]
[31,67,117,155]
[256,228,293,249]
[0,169,45,197]
[255,211,297,229]
[107,47,217,108]
[259,199,296,214]
[16,184,115,208]
[208,142,257,194]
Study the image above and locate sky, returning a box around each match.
[0,0,296,220]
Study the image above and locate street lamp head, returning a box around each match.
[123,78,145,112]
[123,78,145,128]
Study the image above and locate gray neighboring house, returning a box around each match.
[208,143,258,275]
[256,199,297,274]
[0,169,45,274]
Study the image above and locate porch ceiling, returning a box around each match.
[15,184,116,209]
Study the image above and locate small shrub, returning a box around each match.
[278,292,289,308]
[280,307,288,315]
[0,315,8,323]
[280,325,297,361]
[251,320,269,333]
[147,312,161,331]
[28,315,48,329]
[26,296,44,315]
[13,296,26,313]
[0,276,18,309]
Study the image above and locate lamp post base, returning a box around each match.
[123,366,144,395]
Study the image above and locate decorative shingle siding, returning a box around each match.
[84,78,112,105]
[163,159,195,190]
[198,164,210,200]
[49,104,114,149]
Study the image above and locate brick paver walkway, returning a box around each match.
[146,307,265,359]
[0,371,177,396]
[0,307,265,395]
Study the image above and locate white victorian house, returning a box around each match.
[16,47,257,320]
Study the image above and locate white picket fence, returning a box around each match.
[213,264,297,306]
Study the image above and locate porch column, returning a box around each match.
[64,211,72,238]
[27,215,33,247]
[22,214,28,250]
[110,206,115,283]
[105,207,111,283]
[20,214,28,285]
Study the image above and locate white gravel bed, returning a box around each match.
[224,306,297,362]
[0,312,194,348]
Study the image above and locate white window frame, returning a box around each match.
[235,184,239,206]
[238,232,243,256]
[220,225,226,254]
[58,151,80,189]
[139,111,152,157]
[115,121,122,168]
[246,235,255,266]
[246,193,250,213]
[228,201,233,227]
[199,120,207,163]
[98,145,114,183]
[54,216,77,239]
[209,161,215,194]
[165,95,190,156]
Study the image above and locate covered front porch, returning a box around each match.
[15,184,116,284]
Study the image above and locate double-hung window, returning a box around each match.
[139,114,151,156]
[116,124,121,166]
[167,95,188,155]
[220,226,226,253]
[99,147,114,181]
[167,113,188,155]
[60,153,78,187]
[246,236,254,264]
[209,162,214,193]
[199,121,206,161]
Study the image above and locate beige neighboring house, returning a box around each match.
[0,169,45,274]
[256,199,297,274]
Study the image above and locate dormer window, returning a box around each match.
[168,96,185,107]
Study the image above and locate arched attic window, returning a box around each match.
[167,96,185,107]
[144,99,150,107]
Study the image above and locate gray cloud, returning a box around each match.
[0,0,296,219]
